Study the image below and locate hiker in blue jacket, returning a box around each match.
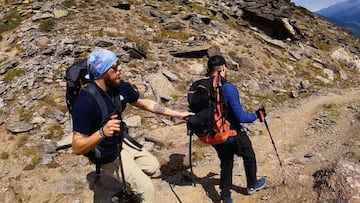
[207,55,266,203]
[71,49,193,203]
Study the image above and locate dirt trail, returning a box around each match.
[154,88,360,203]
[1,88,359,203]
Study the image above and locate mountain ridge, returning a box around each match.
[316,0,360,36]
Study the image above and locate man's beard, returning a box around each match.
[104,74,120,89]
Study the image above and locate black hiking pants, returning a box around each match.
[213,130,257,200]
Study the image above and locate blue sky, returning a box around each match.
[291,0,347,11]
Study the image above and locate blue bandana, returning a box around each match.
[87,49,118,79]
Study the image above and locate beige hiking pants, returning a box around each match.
[101,140,160,203]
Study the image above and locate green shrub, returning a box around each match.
[19,107,33,122]
[23,146,42,165]
[23,146,42,170]
[135,41,149,57]
[39,19,55,32]
[0,151,9,159]
[45,124,63,140]
[3,68,26,83]
[61,0,76,8]
[0,10,24,35]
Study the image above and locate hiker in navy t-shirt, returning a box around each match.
[71,49,193,203]
[206,55,267,203]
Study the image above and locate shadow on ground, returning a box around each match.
[160,153,248,203]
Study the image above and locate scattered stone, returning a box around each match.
[313,159,360,202]
[7,121,34,133]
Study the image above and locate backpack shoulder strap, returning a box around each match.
[83,83,109,125]
[82,83,110,177]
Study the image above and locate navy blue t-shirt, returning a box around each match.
[72,80,139,162]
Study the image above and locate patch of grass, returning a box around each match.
[189,2,207,15]
[61,0,76,8]
[16,134,29,148]
[127,61,138,68]
[153,28,190,43]
[19,107,33,122]
[256,93,289,106]
[47,162,60,168]
[59,104,68,114]
[322,103,338,116]
[91,30,104,37]
[77,2,88,9]
[23,146,42,166]
[344,151,360,160]
[263,60,271,69]
[313,38,333,51]
[3,68,26,83]
[39,19,55,32]
[139,15,156,27]
[0,9,25,35]
[135,41,149,57]
[44,124,63,140]
[0,151,9,159]
[41,97,57,106]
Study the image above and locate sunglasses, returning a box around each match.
[110,61,121,72]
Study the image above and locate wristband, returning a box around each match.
[99,127,106,139]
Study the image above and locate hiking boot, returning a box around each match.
[247,177,266,195]
[222,197,233,203]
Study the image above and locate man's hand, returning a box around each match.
[256,107,266,122]
[176,111,195,120]
[102,114,121,137]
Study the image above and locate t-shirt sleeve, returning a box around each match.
[71,90,101,135]
[120,81,140,103]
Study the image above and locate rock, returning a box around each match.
[300,80,310,89]
[31,116,46,124]
[53,9,69,18]
[162,70,179,82]
[313,159,360,202]
[7,121,34,133]
[169,46,210,58]
[124,115,142,128]
[323,69,334,81]
[189,63,205,75]
[147,73,178,101]
[315,76,330,84]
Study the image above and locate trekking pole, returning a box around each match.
[259,112,286,184]
[111,115,129,200]
[187,126,196,187]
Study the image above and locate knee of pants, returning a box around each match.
[242,147,256,160]
[145,157,161,176]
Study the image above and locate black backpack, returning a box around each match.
[65,59,89,114]
[187,74,237,145]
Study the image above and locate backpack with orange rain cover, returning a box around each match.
[187,72,237,145]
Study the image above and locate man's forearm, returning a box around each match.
[133,98,182,118]
[72,131,103,155]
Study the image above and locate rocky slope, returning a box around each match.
[0,0,359,202]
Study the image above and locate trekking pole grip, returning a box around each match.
[259,111,265,122]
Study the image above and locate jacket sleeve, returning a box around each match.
[222,83,257,123]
